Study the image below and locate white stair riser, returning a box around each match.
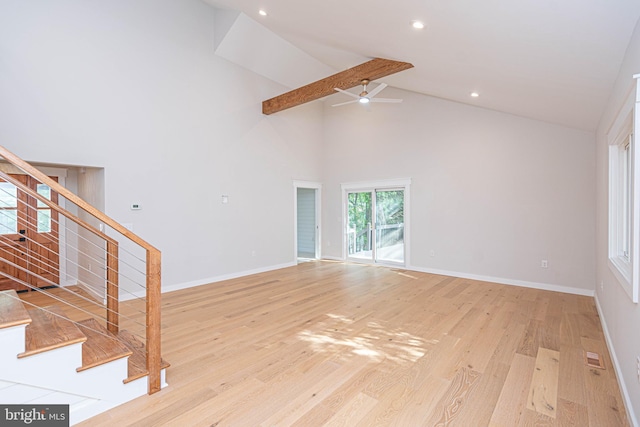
[0,343,147,401]
[0,324,28,354]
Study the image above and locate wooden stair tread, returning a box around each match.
[116,330,170,383]
[19,306,86,358]
[76,318,133,372]
[0,290,31,329]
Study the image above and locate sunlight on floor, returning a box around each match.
[298,313,435,364]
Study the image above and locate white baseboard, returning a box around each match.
[120,261,297,301]
[317,259,593,297]
[320,256,344,262]
[594,294,638,427]
[406,265,595,297]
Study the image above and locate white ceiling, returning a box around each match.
[204,0,640,131]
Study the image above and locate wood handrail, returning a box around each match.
[0,145,163,395]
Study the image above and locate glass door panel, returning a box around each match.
[347,191,373,261]
[0,182,18,234]
[375,190,404,263]
[36,183,52,233]
[346,188,406,265]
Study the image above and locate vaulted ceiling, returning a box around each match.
[205,0,640,131]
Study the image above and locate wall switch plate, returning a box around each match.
[541,259,548,268]
[131,203,142,210]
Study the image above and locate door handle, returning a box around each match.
[19,230,25,234]
[18,237,26,242]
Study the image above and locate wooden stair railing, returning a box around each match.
[0,145,162,394]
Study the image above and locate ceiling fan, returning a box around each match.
[332,79,403,107]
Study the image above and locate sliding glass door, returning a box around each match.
[347,188,405,265]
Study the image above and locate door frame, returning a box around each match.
[293,180,322,261]
[341,178,411,267]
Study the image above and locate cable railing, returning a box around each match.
[0,145,163,394]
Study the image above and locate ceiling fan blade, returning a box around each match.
[370,98,403,103]
[334,88,360,99]
[366,82,387,99]
[331,99,360,107]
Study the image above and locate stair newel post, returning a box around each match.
[146,247,162,394]
[106,241,119,334]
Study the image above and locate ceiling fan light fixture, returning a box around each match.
[359,97,370,104]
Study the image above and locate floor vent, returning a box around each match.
[585,351,605,369]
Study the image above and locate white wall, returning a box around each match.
[595,17,640,425]
[0,0,324,289]
[322,89,596,294]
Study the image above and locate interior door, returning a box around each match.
[347,188,405,265]
[0,174,60,291]
[297,187,317,259]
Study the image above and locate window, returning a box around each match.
[608,75,639,302]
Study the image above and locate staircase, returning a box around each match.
[0,145,167,425]
[0,290,168,425]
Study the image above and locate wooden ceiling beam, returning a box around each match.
[262,58,414,115]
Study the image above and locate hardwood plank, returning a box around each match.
[556,398,589,427]
[518,408,555,426]
[76,318,132,372]
[322,392,378,426]
[259,359,366,426]
[490,353,536,426]
[527,347,560,418]
[0,289,31,329]
[557,345,587,405]
[517,319,542,357]
[19,306,86,358]
[424,366,481,426]
[262,58,413,115]
[453,360,511,426]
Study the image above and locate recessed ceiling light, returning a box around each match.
[259,9,267,16]
[412,21,425,29]
[470,92,480,98]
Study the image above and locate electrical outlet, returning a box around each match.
[541,259,548,268]
[430,249,436,257]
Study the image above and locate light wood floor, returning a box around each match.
[32,261,629,426]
